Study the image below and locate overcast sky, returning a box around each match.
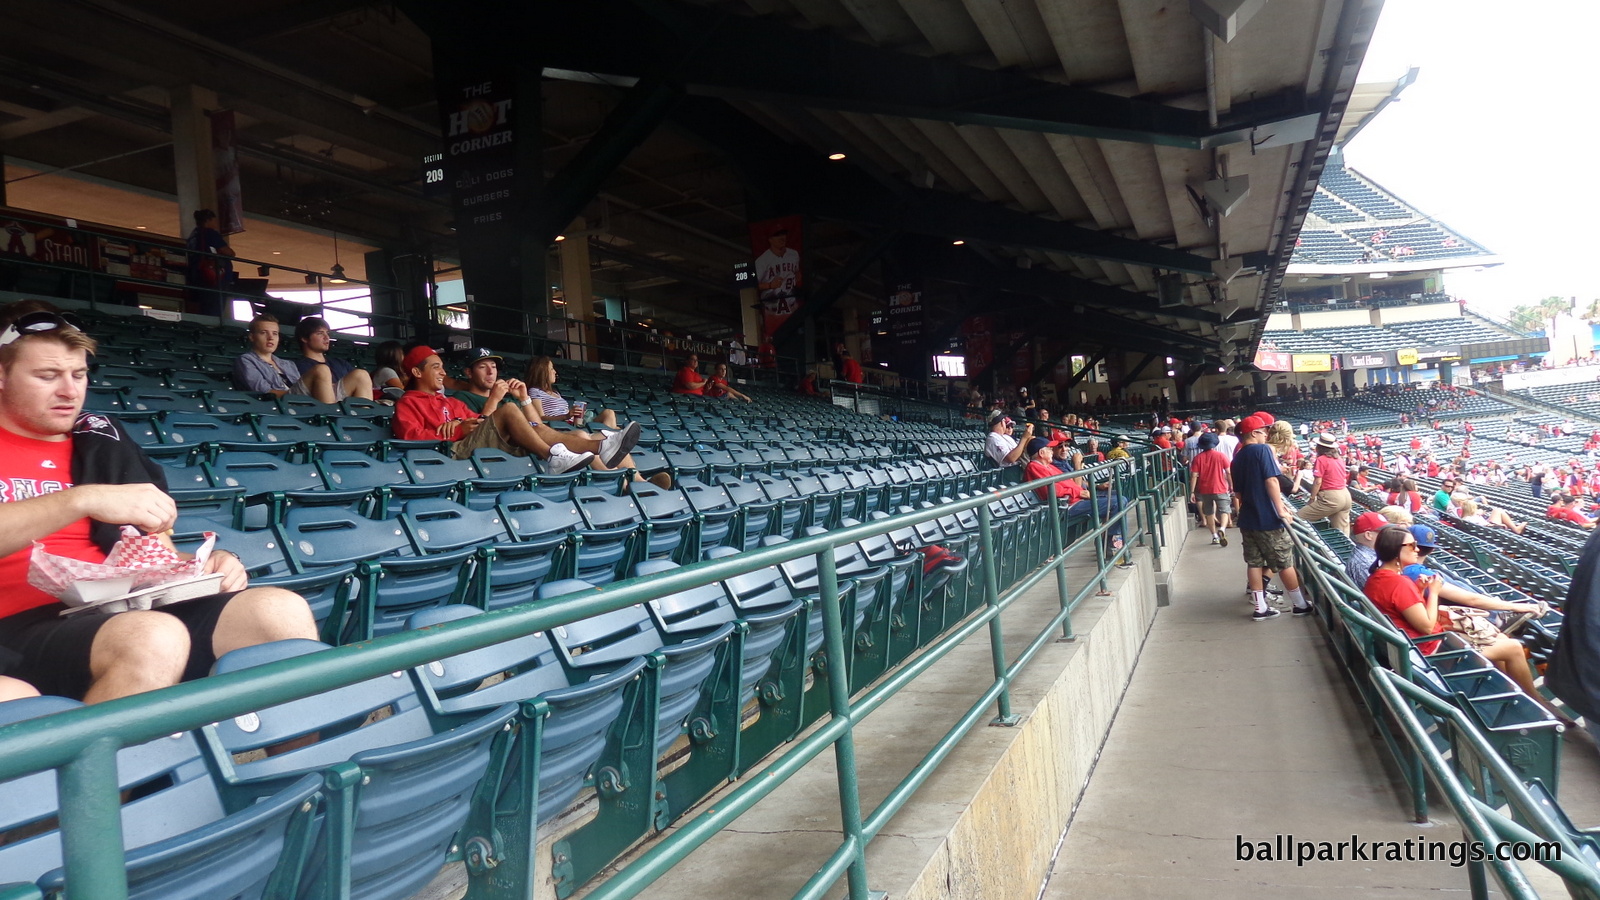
[1344,0,1600,318]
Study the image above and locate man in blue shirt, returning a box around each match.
[1232,414,1311,621]
[292,316,373,404]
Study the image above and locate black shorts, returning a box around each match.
[0,592,240,700]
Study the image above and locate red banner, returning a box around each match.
[750,215,803,339]
[963,316,993,375]
[1254,350,1293,372]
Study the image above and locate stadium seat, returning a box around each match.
[207,640,518,900]
[0,696,322,900]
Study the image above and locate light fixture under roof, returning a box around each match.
[952,239,965,246]
[827,153,846,161]
[134,225,147,230]
[328,264,348,284]
[554,234,566,242]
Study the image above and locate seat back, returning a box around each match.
[402,498,510,553]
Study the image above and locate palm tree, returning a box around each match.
[1508,304,1547,334]
[1582,298,1600,323]
[1539,295,1573,320]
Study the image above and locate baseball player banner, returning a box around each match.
[963,316,993,375]
[750,215,804,339]
[210,110,245,236]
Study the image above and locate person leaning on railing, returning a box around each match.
[0,302,318,704]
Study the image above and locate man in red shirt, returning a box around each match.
[1547,493,1596,529]
[392,346,636,473]
[1187,432,1232,545]
[671,353,707,395]
[0,305,317,702]
[839,351,863,384]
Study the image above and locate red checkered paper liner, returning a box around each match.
[28,526,216,599]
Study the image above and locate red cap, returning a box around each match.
[1252,411,1276,425]
[401,345,439,375]
[1352,511,1388,535]
[1239,415,1268,434]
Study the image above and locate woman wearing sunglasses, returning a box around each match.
[1365,525,1572,725]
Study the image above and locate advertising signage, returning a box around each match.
[1341,350,1395,369]
[1396,348,1420,366]
[1291,353,1335,373]
[1415,346,1461,362]
[1254,350,1292,372]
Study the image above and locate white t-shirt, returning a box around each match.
[1216,433,1240,462]
[986,431,1020,467]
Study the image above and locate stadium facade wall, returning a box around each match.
[897,499,1182,900]
[1376,302,1460,325]
[1297,309,1375,330]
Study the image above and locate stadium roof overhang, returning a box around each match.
[1287,256,1505,276]
[0,0,1385,362]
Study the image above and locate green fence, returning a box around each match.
[1286,520,1600,900]
[0,449,1181,900]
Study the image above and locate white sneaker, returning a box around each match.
[548,444,595,475]
[599,421,641,467]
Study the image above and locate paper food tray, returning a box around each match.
[59,573,226,616]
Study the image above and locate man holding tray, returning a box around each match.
[0,303,317,703]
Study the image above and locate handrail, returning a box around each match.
[1284,518,1600,899]
[0,449,1181,900]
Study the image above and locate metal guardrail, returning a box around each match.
[1285,520,1600,900]
[0,448,1181,900]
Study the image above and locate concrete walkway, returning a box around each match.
[1044,526,1477,899]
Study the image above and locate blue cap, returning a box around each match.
[1408,524,1439,549]
[1197,432,1219,450]
[1401,563,1433,580]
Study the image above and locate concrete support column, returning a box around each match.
[740,287,761,352]
[170,85,218,235]
[558,219,595,361]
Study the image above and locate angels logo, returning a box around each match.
[76,414,119,439]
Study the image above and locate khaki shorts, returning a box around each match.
[1199,493,1233,515]
[449,417,524,460]
[1240,527,1294,570]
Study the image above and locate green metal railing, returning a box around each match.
[1286,521,1600,900]
[0,450,1180,900]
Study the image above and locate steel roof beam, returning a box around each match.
[667,98,1216,276]
[529,0,1322,150]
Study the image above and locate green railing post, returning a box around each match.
[1089,477,1110,595]
[58,737,128,900]
[1044,485,1075,641]
[976,505,1021,726]
[814,548,875,900]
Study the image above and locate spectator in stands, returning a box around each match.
[1214,419,1239,462]
[985,410,1031,468]
[1547,492,1596,529]
[184,209,235,316]
[1430,477,1461,515]
[1266,421,1300,470]
[1548,529,1600,741]
[671,353,708,396]
[798,369,821,397]
[1106,437,1132,461]
[372,340,406,402]
[1024,438,1124,551]
[838,350,863,385]
[1296,433,1352,536]
[704,362,753,402]
[231,313,299,396]
[1383,476,1426,515]
[0,304,318,702]
[521,356,618,428]
[1188,432,1232,546]
[293,316,373,404]
[1365,525,1571,724]
[1342,511,1389,585]
[1233,415,1311,620]
[1407,524,1547,621]
[1378,505,1415,526]
[391,346,632,475]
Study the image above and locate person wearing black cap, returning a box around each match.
[1023,437,1124,550]
[985,410,1031,468]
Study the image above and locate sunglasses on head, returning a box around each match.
[0,311,78,349]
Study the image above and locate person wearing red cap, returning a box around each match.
[1343,511,1389,585]
[1233,415,1309,620]
[392,347,638,474]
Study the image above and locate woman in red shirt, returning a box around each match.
[1383,476,1425,515]
[1364,526,1572,723]
[1295,433,1352,535]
